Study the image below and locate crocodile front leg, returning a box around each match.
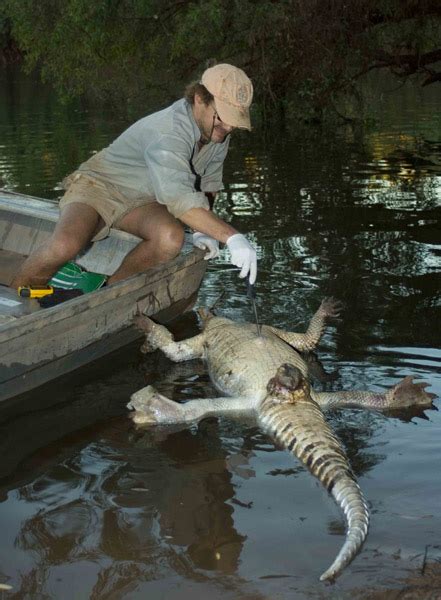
[127,386,258,425]
[264,297,342,352]
[135,315,205,360]
[313,376,436,411]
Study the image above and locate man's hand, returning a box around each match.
[226,233,257,284]
[192,232,220,260]
[179,208,257,282]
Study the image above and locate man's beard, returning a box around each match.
[201,125,228,144]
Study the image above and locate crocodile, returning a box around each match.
[127,298,435,582]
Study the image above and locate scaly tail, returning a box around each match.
[258,388,369,582]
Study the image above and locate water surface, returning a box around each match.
[0,68,440,599]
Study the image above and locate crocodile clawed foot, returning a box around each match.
[386,376,437,410]
[134,315,173,354]
[134,314,156,333]
[319,297,344,319]
[134,316,158,354]
[127,385,185,425]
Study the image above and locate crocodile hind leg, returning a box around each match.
[313,377,436,411]
[263,297,343,352]
[128,385,258,425]
[135,315,205,360]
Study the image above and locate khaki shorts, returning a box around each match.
[59,172,154,241]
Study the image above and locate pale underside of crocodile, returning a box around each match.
[128,298,436,582]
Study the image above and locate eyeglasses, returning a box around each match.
[211,106,234,130]
[212,107,223,123]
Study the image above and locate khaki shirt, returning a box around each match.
[77,99,230,218]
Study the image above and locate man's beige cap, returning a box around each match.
[201,64,253,130]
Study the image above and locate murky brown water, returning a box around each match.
[0,68,440,599]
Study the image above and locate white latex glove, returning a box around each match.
[192,232,220,260]
[226,233,257,284]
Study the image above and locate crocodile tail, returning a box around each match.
[258,396,369,582]
[319,477,369,581]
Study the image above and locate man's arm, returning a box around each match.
[181,207,257,283]
[179,207,237,243]
[180,207,257,284]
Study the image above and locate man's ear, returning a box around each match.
[194,93,204,106]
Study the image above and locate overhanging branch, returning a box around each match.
[351,48,441,86]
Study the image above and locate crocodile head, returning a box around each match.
[266,363,311,404]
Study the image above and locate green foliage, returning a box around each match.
[0,0,19,62]
[2,0,441,122]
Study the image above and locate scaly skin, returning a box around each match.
[129,298,436,581]
[195,297,342,401]
[203,319,309,400]
[259,364,369,582]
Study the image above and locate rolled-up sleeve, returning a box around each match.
[144,132,209,218]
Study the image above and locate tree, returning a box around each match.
[0,1,21,65]
[2,0,441,122]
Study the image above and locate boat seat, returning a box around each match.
[0,249,27,287]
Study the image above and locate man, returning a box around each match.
[12,63,257,291]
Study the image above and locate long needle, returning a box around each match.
[247,280,262,336]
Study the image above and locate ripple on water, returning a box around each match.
[0,69,440,599]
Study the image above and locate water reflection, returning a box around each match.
[137,423,247,573]
[5,410,271,597]
[0,68,440,597]
[0,341,439,597]
[0,68,125,198]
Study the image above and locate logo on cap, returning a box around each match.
[236,85,249,106]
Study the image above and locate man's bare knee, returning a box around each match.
[49,234,85,264]
[57,202,102,243]
[157,222,185,258]
[47,203,102,260]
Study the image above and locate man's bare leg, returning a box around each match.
[11,203,102,288]
[108,203,185,284]
[12,201,185,288]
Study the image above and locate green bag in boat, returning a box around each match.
[49,262,107,293]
